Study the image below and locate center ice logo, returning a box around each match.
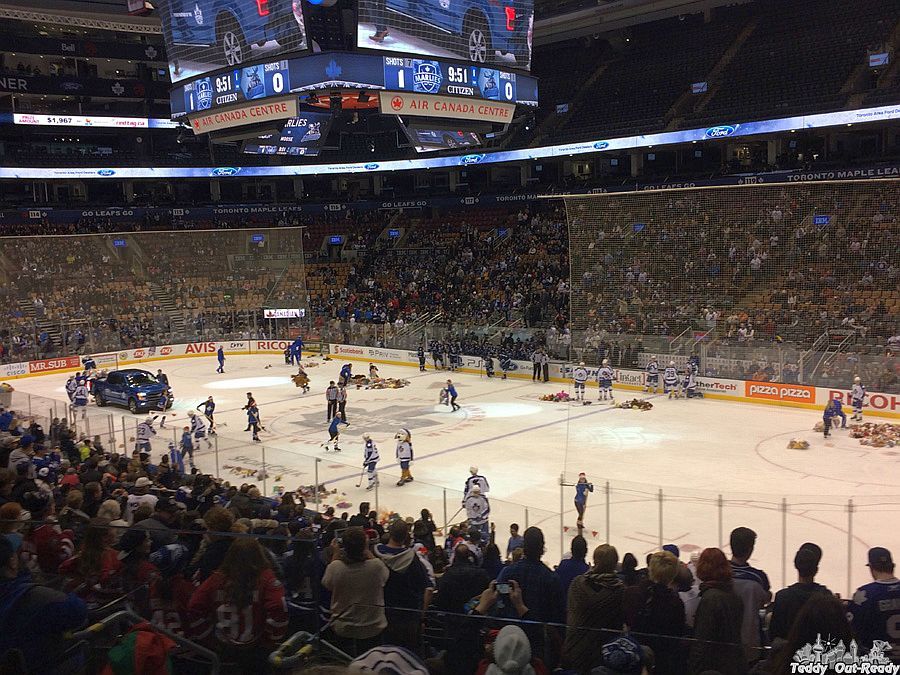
[412,61,443,94]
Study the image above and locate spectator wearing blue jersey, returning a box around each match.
[850,547,900,654]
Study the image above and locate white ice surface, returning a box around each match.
[11,354,899,595]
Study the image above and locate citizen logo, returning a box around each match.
[447,85,474,96]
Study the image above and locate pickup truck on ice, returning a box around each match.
[92,368,172,414]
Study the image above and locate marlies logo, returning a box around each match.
[412,60,442,94]
[790,634,896,674]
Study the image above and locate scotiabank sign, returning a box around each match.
[332,345,365,355]
[745,381,815,403]
[29,355,80,373]
[828,389,900,412]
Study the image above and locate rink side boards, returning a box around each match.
[0,340,896,419]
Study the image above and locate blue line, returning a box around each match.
[322,394,660,486]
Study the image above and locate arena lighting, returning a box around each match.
[1,102,898,179]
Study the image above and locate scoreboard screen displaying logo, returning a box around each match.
[156,0,308,83]
[170,53,538,118]
[357,0,533,71]
[241,111,331,156]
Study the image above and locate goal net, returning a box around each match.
[560,179,899,392]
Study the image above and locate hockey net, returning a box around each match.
[560,179,899,392]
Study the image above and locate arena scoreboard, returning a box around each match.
[171,51,538,118]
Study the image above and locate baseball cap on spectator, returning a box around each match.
[149,543,189,576]
[115,528,149,561]
[134,477,152,489]
[867,547,893,568]
[662,544,680,559]
[597,635,651,674]
[484,625,533,675]
[350,645,429,675]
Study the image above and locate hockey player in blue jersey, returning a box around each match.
[822,398,847,438]
[483,354,494,378]
[247,404,261,442]
[448,342,459,372]
[284,346,293,365]
[689,352,700,375]
[446,380,460,411]
[663,361,679,398]
[291,337,304,364]
[82,355,97,373]
[644,357,659,394]
[572,362,588,402]
[849,546,900,655]
[179,426,196,469]
[362,433,379,490]
[322,414,349,452]
[339,363,352,386]
[187,410,213,449]
[850,376,866,421]
[197,396,216,434]
[417,345,426,372]
[216,346,225,373]
[156,388,169,428]
[168,441,185,475]
[597,359,614,402]
[499,350,512,380]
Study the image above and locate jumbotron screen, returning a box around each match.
[156,0,308,83]
[357,0,533,71]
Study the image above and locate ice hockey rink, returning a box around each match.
[10,353,899,597]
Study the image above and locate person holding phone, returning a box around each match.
[469,579,530,620]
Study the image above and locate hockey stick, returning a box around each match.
[444,505,465,531]
[354,466,367,488]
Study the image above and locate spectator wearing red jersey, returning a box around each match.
[188,537,288,670]
[148,543,194,636]
[58,517,122,608]
[20,491,74,578]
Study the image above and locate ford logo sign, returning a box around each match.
[210,167,240,177]
[364,163,379,170]
[705,125,737,139]
[97,169,116,176]
[61,82,83,91]
[460,154,485,165]
[593,141,609,150]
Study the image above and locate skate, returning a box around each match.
[406,476,414,483]
[396,478,406,487]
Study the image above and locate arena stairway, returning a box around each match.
[15,297,61,352]
[148,282,186,337]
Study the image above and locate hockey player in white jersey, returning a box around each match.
[187,410,213,449]
[850,376,866,421]
[683,366,702,399]
[464,466,490,497]
[462,484,490,540]
[135,416,156,454]
[362,433,379,490]
[65,376,77,403]
[71,382,89,420]
[644,357,659,394]
[597,359,614,402]
[663,361,679,398]
[572,362,588,402]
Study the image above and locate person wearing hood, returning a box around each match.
[477,624,549,675]
[562,543,625,673]
[374,519,430,651]
[0,535,87,673]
